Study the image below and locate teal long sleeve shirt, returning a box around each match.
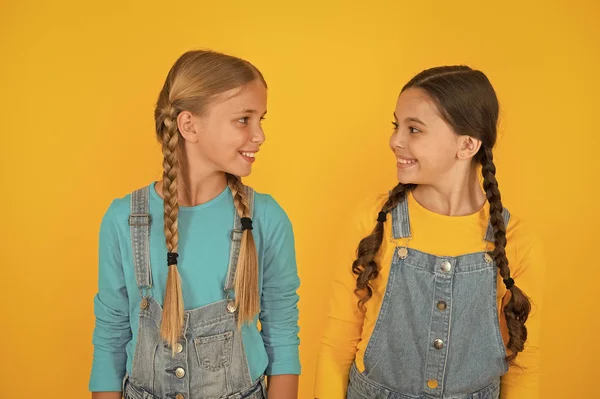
[90,183,301,391]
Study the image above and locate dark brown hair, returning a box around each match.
[353,66,531,362]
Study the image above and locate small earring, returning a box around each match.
[460,152,464,158]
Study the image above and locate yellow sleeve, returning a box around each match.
[500,218,546,398]
[314,196,385,399]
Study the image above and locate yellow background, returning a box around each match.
[1,1,598,397]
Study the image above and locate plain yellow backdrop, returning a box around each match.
[1,0,599,397]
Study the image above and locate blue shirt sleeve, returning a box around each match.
[89,200,131,392]
[259,195,301,376]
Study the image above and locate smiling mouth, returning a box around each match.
[396,156,418,169]
[240,151,257,163]
[397,157,417,165]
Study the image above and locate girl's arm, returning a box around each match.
[92,393,122,399]
[267,375,299,399]
[314,197,382,399]
[500,219,546,398]
[260,196,301,397]
[90,201,131,396]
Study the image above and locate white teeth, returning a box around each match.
[242,152,255,158]
[398,158,416,164]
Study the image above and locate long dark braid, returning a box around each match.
[480,147,531,362]
[353,183,416,308]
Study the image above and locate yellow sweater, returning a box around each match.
[315,191,544,398]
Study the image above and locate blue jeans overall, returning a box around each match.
[123,186,267,399]
[348,197,510,399]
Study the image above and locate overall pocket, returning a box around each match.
[194,330,234,371]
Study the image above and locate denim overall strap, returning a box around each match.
[129,186,152,290]
[484,209,511,243]
[224,186,255,294]
[392,195,411,239]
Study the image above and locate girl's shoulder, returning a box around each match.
[505,211,541,248]
[504,211,546,275]
[251,189,293,233]
[100,184,151,231]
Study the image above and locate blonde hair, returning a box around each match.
[154,50,266,348]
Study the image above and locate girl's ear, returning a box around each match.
[178,111,199,143]
[456,135,482,159]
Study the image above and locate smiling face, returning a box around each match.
[389,87,469,185]
[177,79,267,178]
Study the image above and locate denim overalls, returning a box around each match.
[348,197,510,399]
[123,186,267,399]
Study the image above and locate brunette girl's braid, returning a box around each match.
[480,146,531,361]
[353,183,416,308]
